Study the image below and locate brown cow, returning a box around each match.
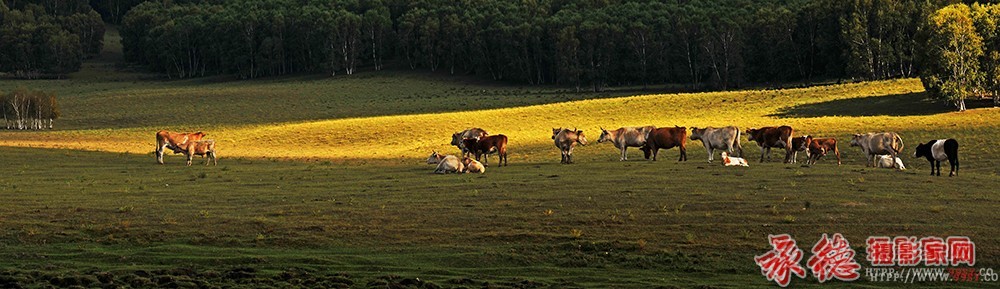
[155,130,206,164]
[463,134,508,167]
[640,126,687,161]
[806,138,841,165]
[789,135,812,164]
[173,140,217,166]
[745,126,794,163]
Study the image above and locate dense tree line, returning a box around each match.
[0,88,60,130]
[0,0,104,78]
[918,3,1000,111]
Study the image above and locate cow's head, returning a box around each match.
[689,127,704,140]
[575,129,588,146]
[913,142,929,158]
[850,134,863,147]
[796,135,812,151]
[597,127,612,143]
[641,146,652,159]
[745,128,758,141]
[426,151,444,164]
[552,128,562,139]
[451,133,463,146]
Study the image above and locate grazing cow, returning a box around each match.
[462,157,486,174]
[789,135,812,164]
[597,126,655,161]
[552,128,588,164]
[426,151,446,164]
[434,155,464,174]
[721,152,749,167]
[173,140,217,166]
[689,126,743,163]
[640,126,688,162]
[746,126,794,163]
[806,138,842,165]
[155,130,206,164]
[875,155,906,170]
[914,139,959,176]
[463,134,509,166]
[451,128,489,155]
[850,132,904,169]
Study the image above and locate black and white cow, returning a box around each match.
[913,139,959,177]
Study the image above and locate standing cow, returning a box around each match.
[552,128,588,164]
[806,138,842,165]
[155,130,206,164]
[640,126,688,162]
[914,139,959,176]
[746,126,794,163]
[597,126,655,161]
[850,132,904,169]
[789,135,812,164]
[463,134,509,167]
[451,128,488,155]
[689,126,742,163]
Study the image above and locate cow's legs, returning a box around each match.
[679,145,687,162]
[156,143,168,164]
[936,160,942,176]
[706,145,715,163]
[759,147,767,163]
[950,156,959,176]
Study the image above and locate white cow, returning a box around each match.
[721,152,749,167]
[875,155,906,170]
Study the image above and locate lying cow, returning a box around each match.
[914,139,959,176]
[434,155,464,174]
[173,139,217,166]
[640,126,688,162]
[806,138,841,165]
[789,135,812,164]
[875,155,906,170]
[553,128,587,164]
[155,130,206,164]
[598,126,655,161]
[721,152,749,167]
[462,157,486,174]
[689,126,742,163]
[463,134,509,167]
[451,128,489,155]
[426,151,446,164]
[851,132,904,169]
[746,126,794,163]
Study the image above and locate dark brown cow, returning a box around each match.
[640,126,687,161]
[462,134,508,167]
[745,126,794,163]
[807,138,841,165]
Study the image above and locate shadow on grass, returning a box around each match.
[771,92,996,118]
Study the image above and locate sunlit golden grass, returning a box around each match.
[3,78,999,170]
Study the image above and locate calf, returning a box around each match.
[746,126,794,163]
[462,157,486,174]
[806,138,841,165]
[434,155,464,174]
[914,139,959,176]
[640,126,688,162]
[174,139,217,166]
[789,135,812,164]
[721,152,749,167]
[426,151,446,164]
[875,155,906,170]
[689,126,742,163]
[463,134,509,167]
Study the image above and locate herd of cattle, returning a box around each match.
[149,127,959,177]
[429,126,961,177]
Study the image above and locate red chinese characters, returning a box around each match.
[754,234,807,287]
[808,233,860,282]
[866,236,894,266]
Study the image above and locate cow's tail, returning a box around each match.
[894,134,904,153]
[733,129,743,157]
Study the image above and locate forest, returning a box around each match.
[0,0,104,78]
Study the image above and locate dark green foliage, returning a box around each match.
[0,1,104,77]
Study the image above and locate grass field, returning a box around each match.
[1,29,999,288]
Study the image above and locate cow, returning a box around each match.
[462,157,486,174]
[746,126,794,163]
[850,132,904,169]
[689,126,743,163]
[875,155,906,170]
[789,135,812,164]
[434,155,464,174]
[155,130,206,164]
[553,128,587,164]
[597,126,655,161]
[806,138,842,165]
[427,151,446,164]
[640,126,688,162]
[914,139,959,176]
[463,134,508,167]
[721,152,749,167]
[173,139,217,166]
[451,128,489,155]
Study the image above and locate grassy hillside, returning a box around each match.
[0,28,998,288]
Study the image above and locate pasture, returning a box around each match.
[1,30,999,288]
